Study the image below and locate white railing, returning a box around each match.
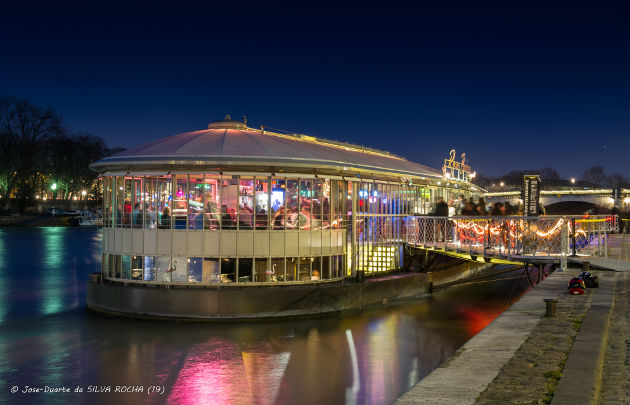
[404,215,618,269]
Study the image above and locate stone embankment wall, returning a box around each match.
[0,216,70,227]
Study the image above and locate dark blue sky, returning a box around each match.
[1,2,629,177]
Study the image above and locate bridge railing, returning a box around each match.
[404,215,618,268]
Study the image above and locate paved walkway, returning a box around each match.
[598,270,630,405]
[395,233,630,405]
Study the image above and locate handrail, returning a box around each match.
[404,215,618,269]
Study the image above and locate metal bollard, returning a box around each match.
[582,261,590,272]
[544,299,557,317]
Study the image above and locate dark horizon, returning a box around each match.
[1,2,629,178]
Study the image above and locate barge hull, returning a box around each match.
[86,273,429,321]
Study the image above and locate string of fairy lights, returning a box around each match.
[449,217,616,243]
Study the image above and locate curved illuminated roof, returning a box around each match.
[92,119,444,180]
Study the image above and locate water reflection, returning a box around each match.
[0,228,531,405]
[0,228,101,323]
[42,227,65,315]
[345,330,360,405]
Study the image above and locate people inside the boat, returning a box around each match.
[133,203,143,228]
[145,204,157,229]
[160,207,171,229]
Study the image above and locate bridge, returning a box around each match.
[483,188,630,211]
[403,214,619,270]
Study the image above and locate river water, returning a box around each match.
[0,227,531,405]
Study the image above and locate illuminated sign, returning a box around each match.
[442,150,474,182]
[523,175,541,216]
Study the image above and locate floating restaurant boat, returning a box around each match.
[87,116,479,320]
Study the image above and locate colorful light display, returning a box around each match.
[442,149,473,182]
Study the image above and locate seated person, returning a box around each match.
[189,211,203,229]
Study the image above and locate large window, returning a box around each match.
[312,179,323,230]
[254,258,268,282]
[157,175,172,229]
[285,179,299,229]
[254,178,269,229]
[286,257,298,281]
[271,178,285,229]
[131,256,143,280]
[103,254,346,283]
[131,177,144,228]
[322,256,330,280]
[238,178,254,229]
[298,257,311,281]
[239,258,253,282]
[189,175,204,229]
[299,179,311,230]
[204,175,221,230]
[171,256,187,282]
[144,177,158,229]
[115,177,124,228]
[122,255,131,279]
[173,175,188,229]
[221,258,236,282]
[156,256,171,282]
[144,256,157,281]
[331,180,345,229]
[221,178,238,229]
[104,177,113,227]
[103,174,357,230]
[188,257,202,283]
[311,257,321,281]
[271,258,284,282]
[203,258,220,283]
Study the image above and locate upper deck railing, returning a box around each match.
[404,215,618,269]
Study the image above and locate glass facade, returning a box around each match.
[103,174,351,231]
[104,253,347,284]
[100,173,470,284]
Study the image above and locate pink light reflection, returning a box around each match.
[166,340,290,405]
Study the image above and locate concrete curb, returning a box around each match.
[550,274,616,405]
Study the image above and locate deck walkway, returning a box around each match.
[395,233,630,405]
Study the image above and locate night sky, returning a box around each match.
[1,2,629,178]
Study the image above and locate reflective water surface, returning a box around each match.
[0,228,530,405]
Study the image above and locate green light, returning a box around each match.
[51,183,57,190]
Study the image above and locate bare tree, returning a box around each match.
[607,173,629,188]
[0,95,121,211]
[580,166,607,188]
[0,96,63,211]
[536,167,560,180]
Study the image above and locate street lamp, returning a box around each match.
[570,178,576,184]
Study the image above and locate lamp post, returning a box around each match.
[51,182,57,202]
[82,190,87,211]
